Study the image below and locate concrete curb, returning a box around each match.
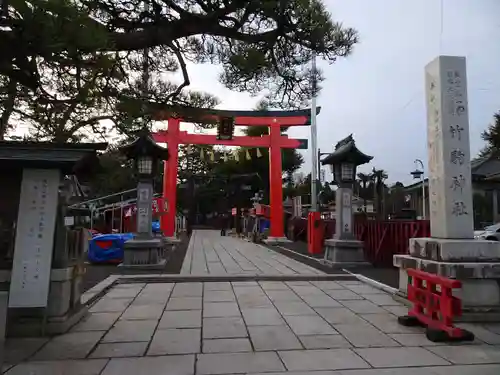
[342,269,399,295]
[115,273,359,284]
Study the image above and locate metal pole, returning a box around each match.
[111,203,115,233]
[310,51,318,211]
[317,148,322,187]
[119,194,124,233]
[415,159,426,220]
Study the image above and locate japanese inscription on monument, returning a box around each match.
[9,169,60,308]
[136,182,153,235]
[425,56,473,238]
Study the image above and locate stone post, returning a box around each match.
[121,181,165,269]
[323,183,367,266]
[394,56,500,319]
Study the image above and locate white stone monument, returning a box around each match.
[394,56,500,319]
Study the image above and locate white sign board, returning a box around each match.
[9,169,60,308]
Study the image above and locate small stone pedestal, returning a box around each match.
[120,238,166,270]
[0,268,87,336]
[324,239,369,266]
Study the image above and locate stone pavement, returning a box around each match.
[180,230,323,275]
[4,279,500,374]
[3,231,500,374]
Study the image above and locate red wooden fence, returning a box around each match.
[289,218,430,267]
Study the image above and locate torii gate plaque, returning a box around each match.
[152,106,320,242]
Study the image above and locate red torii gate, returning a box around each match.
[152,107,320,240]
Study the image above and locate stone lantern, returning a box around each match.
[321,134,373,265]
[119,128,169,269]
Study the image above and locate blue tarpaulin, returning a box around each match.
[88,233,134,263]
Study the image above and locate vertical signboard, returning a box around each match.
[9,169,60,308]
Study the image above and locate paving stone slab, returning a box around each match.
[299,334,352,349]
[102,320,157,343]
[202,338,252,353]
[4,359,108,375]
[383,305,410,316]
[114,283,146,289]
[3,337,49,364]
[236,295,274,309]
[248,325,302,351]
[202,317,247,339]
[354,347,451,367]
[101,355,195,375]
[232,281,259,287]
[426,345,500,365]
[278,349,370,371]
[344,285,385,295]
[159,310,202,329]
[33,331,104,361]
[89,298,133,313]
[106,288,142,299]
[141,283,175,293]
[196,352,285,374]
[362,293,402,306]
[341,300,387,314]
[241,307,285,326]
[265,290,302,302]
[204,282,232,291]
[430,364,500,375]
[311,281,345,290]
[165,297,202,310]
[284,315,337,335]
[132,295,169,306]
[259,281,290,290]
[203,302,241,318]
[120,305,164,320]
[90,342,148,358]
[172,283,203,297]
[274,301,316,316]
[147,328,201,355]
[360,313,421,334]
[324,290,364,301]
[72,312,121,332]
[204,290,236,302]
[333,323,401,348]
[301,295,342,308]
[289,285,326,296]
[457,323,500,345]
[315,308,367,325]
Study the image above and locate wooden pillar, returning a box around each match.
[161,118,180,237]
[269,123,285,238]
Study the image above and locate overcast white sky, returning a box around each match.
[177,0,500,185]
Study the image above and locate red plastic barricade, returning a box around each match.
[397,268,474,342]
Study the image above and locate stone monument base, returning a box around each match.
[0,267,87,337]
[394,248,500,322]
[120,238,166,269]
[323,239,369,267]
[263,237,292,245]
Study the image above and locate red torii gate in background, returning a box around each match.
[151,106,320,240]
